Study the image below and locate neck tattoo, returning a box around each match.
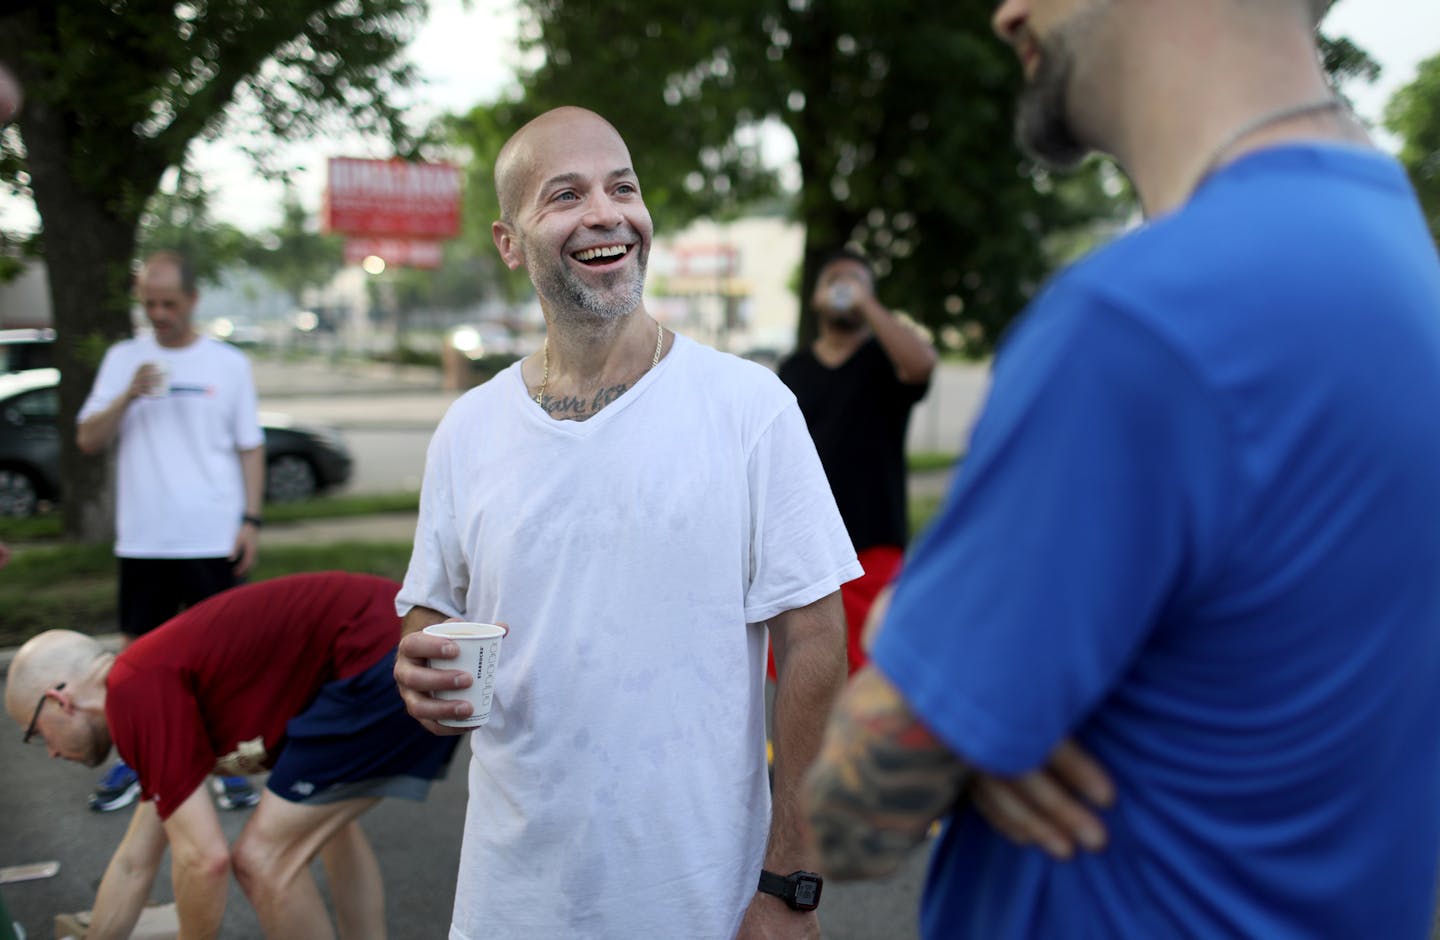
[1191,96,1343,196]
[534,319,665,406]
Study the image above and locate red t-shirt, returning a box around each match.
[105,572,403,819]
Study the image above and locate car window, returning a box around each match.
[0,338,56,373]
[9,387,59,423]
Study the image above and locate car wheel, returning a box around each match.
[0,467,39,517]
[266,454,318,503]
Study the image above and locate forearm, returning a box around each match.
[402,604,450,638]
[85,805,166,940]
[860,298,937,385]
[239,446,264,518]
[87,856,159,940]
[76,395,133,455]
[806,666,968,880]
[767,593,847,869]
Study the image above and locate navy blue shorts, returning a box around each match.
[267,650,460,805]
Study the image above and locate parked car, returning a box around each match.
[0,368,352,517]
[256,410,354,503]
[0,328,57,373]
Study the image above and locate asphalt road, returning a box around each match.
[0,676,928,939]
[252,355,991,497]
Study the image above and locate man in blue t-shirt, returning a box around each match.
[805,0,1440,937]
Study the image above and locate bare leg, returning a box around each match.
[231,791,380,940]
[320,820,386,940]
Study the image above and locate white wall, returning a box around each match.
[649,215,803,356]
[0,261,52,327]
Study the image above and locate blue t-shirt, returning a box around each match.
[872,145,1440,939]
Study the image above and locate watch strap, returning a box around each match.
[757,869,791,900]
[757,869,822,911]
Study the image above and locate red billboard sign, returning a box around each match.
[323,158,462,239]
[343,238,445,270]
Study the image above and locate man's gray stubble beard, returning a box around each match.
[531,244,649,326]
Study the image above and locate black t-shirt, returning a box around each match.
[778,337,929,552]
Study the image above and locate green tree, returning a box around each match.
[461,1,1123,353]
[0,0,425,540]
[457,8,1377,354]
[245,188,345,306]
[139,169,261,284]
[1385,52,1440,244]
[1320,35,1383,92]
[446,106,539,306]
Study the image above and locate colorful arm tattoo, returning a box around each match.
[805,666,969,880]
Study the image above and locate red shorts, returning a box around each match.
[767,545,905,680]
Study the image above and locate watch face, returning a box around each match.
[794,877,820,909]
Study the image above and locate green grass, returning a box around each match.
[908,492,945,545]
[0,540,416,648]
[0,513,63,542]
[906,451,960,474]
[263,491,420,524]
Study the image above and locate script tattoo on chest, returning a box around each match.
[541,383,630,421]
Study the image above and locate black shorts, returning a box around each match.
[118,556,238,638]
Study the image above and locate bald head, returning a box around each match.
[4,630,105,728]
[493,107,629,223]
[140,251,197,296]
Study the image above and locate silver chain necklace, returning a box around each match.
[1192,96,1343,193]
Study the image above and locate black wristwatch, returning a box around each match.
[757,869,823,912]
[241,514,263,528]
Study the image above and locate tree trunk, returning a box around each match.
[785,8,862,353]
[20,91,151,543]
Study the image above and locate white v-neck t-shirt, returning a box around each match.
[399,333,860,940]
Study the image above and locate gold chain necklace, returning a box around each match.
[534,319,665,405]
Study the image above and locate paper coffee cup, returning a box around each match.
[424,622,507,728]
[142,361,170,398]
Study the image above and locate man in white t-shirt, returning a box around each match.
[392,107,861,940]
[76,250,266,814]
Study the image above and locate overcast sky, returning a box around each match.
[3,0,1437,234]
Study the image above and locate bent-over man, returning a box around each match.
[7,572,459,940]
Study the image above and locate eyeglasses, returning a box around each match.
[22,681,64,744]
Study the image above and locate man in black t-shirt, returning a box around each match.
[778,248,937,674]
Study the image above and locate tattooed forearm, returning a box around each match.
[805,667,969,880]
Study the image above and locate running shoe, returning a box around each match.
[89,762,141,813]
[212,776,260,810]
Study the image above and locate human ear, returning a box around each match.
[492,221,525,271]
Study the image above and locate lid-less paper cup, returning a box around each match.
[142,361,171,398]
[423,622,507,728]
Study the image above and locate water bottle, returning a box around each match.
[828,282,856,312]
